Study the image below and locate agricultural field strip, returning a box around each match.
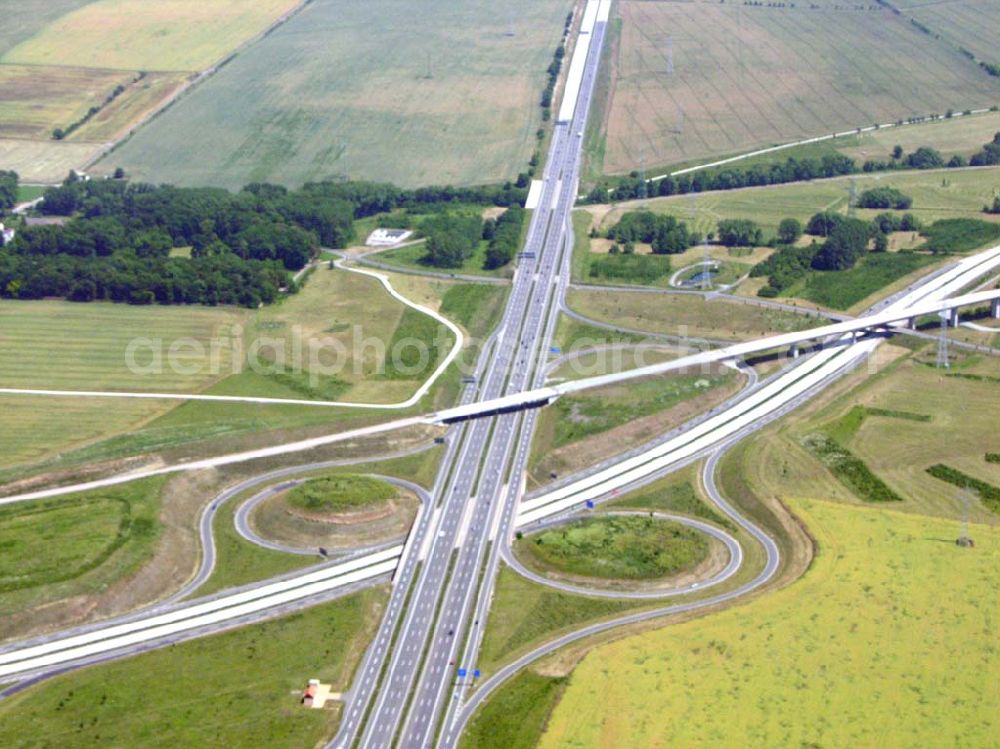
[500,510,742,599]
[518,245,1000,523]
[644,107,995,184]
[605,1,998,176]
[0,257,462,410]
[0,545,400,679]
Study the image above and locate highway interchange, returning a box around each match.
[1,0,1000,745]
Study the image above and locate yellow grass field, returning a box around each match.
[838,110,1000,165]
[2,0,303,73]
[538,498,999,749]
[0,65,136,140]
[69,72,189,143]
[0,137,102,184]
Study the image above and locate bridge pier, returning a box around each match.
[949,308,960,327]
[908,316,917,329]
[992,298,1000,319]
[789,343,800,359]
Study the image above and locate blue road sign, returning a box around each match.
[550,346,561,353]
[457,668,467,678]
[585,500,594,509]
[473,669,481,679]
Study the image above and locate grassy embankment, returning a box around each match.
[0,587,387,749]
[0,477,165,623]
[516,515,710,581]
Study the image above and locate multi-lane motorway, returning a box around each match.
[1,0,999,745]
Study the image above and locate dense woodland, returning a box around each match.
[0,174,527,306]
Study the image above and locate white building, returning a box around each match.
[0,222,14,246]
[366,228,413,247]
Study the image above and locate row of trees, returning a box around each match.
[594,132,1000,204]
[0,171,17,212]
[0,251,288,307]
[484,206,526,269]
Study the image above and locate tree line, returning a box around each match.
[0,171,16,212]
[592,131,1000,203]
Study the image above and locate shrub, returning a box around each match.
[920,219,1000,254]
[857,186,912,210]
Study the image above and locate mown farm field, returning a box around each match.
[0,265,457,476]
[596,0,1000,176]
[904,0,1000,65]
[99,0,574,189]
[535,498,999,749]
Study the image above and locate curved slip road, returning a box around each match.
[441,444,782,748]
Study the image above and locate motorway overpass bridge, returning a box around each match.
[428,286,1000,425]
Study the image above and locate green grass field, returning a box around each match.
[597,1,1000,176]
[0,478,165,624]
[794,252,937,310]
[287,474,396,514]
[0,265,450,477]
[438,283,509,340]
[478,566,644,675]
[0,587,386,749]
[517,515,710,580]
[376,241,510,279]
[97,0,573,189]
[530,364,738,486]
[536,498,999,749]
[459,671,567,749]
[0,299,246,470]
[594,167,1000,240]
[546,371,731,449]
[607,470,736,531]
[566,287,814,340]
[750,347,1000,524]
